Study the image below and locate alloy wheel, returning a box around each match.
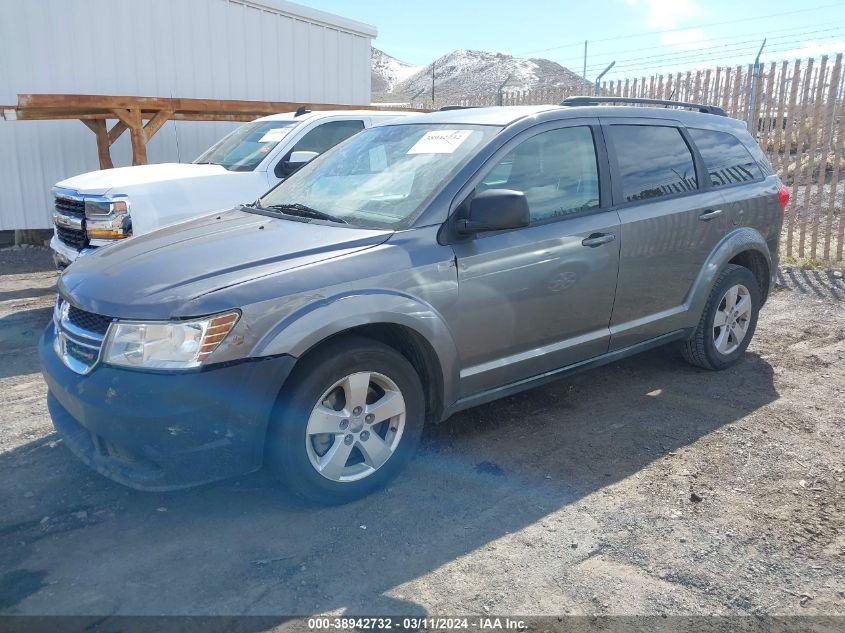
[712,283,752,355]
[305,371,406,482]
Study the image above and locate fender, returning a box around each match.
[684,226,773,328]
[253,289,462,411]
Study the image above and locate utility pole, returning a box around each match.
[431,62,435,106]
[582,41,588,94]
[747,38,767,130]
[594,61,615,95]
[497,72,514,106]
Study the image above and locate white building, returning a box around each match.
[0,0,376,231]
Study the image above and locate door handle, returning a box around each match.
[699,209,723,221]
[581,232,616,247]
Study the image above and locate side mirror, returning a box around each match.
[456,189,530,234]
[288,150,319,165]
[275,150,319,178]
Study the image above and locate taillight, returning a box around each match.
[778,185,790,216]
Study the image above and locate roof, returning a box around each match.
[247,0,377,38]
[257,110,417,122]
[386,104,747,131]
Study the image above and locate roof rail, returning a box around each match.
[438,105,479,111]
[561,96,727,116]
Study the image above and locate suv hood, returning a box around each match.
[59,208,392,319]
[55,163,232,196]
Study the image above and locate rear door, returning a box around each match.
[603,118,727,349]
[451,119,621,396]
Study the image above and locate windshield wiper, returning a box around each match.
[263,203,347,224]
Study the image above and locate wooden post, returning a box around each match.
[81,119,114,169]
[112,108,147,165]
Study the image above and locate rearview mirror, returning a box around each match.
[457,189,530,234]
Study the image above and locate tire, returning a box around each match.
[266,336,425,504]
[681,264,761,370]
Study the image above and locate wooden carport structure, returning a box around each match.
[2,94,428,170]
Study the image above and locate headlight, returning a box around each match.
[85,198,131,241]
[102,311,239,370]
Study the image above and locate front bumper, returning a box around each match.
[49,234,99,269]
[39,323,296,490]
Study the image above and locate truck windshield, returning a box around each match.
[258,123,501,229]
[194,120,297,171]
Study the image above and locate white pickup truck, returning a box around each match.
[50,109,411,268]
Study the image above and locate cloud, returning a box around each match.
[773,39,845,60]
[660,29,706,50]
[626,0,703,30]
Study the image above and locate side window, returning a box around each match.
[688,128,764,186]
[609,125,697,202]
[479,126,601,222]
[293,120,365,154]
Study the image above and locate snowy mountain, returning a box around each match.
[371,47,585,104]
[371,48,424,96]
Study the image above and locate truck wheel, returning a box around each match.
[266,336,424,504]
[681,264,761,370]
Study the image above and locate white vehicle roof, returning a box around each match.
[256,109,416,123]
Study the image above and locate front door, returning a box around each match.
[452,122,621,397]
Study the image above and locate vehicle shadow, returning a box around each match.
[0,346,778,617]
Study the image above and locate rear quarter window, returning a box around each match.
[688,128,766,186]
[608,125,698,202]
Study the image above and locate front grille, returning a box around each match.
[55,197,85,218]
[54,297,109,374]
[67,305,113,335]
[54,196,88,251]
[56,225,88,250]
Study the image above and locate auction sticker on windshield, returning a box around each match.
[259,128,292,143]
[407,130,473,154]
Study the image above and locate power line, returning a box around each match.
[517,2,845,55]
[579,26,845,74]
[597,42,845,79]
[553,21,845,70]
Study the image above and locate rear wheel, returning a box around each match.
[266,337,424,504]
[681,264,761,370]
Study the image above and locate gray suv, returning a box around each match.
[40,98,788,503]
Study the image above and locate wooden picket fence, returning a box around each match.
[437,54,845,263]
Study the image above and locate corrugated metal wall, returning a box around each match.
[0,0,375,230]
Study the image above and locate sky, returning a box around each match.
[295,0,845,81]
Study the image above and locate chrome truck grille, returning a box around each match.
[53,195,88,251]
[53,297,114,374]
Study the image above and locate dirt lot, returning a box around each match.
[0,247,843,620]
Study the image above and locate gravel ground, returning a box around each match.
[0,247,843,622]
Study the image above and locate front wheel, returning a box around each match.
[266,337,425,504]
[681,264,762,370]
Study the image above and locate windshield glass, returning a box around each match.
[258,124,501,229]
[194,120,298,171]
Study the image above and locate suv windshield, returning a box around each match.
[258,124,501,229]
[194,120,297,171]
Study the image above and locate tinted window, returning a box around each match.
[610,125,697,202]
[689,128,764,186]
[293,120,365,154]
[480,126,600,222]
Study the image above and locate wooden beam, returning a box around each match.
[108,120,128,145]
[16,93,429,115]
[80,119,114,169]
[112,109,147,165]
[142,109,173,143]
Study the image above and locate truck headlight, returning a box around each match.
[102,311,239,370]
[85,198,131,240]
